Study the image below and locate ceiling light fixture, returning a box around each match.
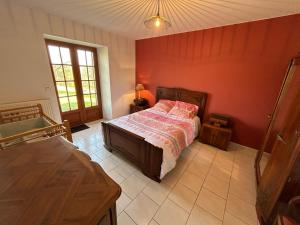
[144,0,171,30]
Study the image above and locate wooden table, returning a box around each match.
[129,104,150,114]
[0,136,121,225]
[199,122,232,150]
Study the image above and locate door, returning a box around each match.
[45,40,102,127]
[256,56,300,224]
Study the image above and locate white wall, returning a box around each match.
[0,0,135,121]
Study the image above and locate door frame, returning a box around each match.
[45,39,103,126]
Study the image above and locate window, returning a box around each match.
[48,45,78,112]
[46,39,102,126]
[77,49,98,108]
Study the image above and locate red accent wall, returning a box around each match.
[136,14,300,149]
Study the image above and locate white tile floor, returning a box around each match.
[73,120,260,225]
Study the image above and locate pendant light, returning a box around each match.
[144,0,171,30]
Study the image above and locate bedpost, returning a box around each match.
[101,122,112,152]
[37,104,43,116]
[63,120,73,142]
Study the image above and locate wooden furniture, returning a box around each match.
[255,55,299,184]
[102,87,207,182]
[199,113,232,150]
[130,103,150,113]
[256,55,300,225]
[277,216,299,225]
[0,136,121,225]
[0,104,72,149]
[275,196,300,225]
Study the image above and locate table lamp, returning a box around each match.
[136,83,145,99]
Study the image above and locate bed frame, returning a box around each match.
[0,104,72,149]
[102,87,207,181]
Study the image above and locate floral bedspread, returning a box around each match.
[109,108,197,178]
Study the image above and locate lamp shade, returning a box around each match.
[144,15,171,30]
[135,84,145,91]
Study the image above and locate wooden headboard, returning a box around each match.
[156,87,208,122]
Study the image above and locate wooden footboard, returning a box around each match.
[101,121,163,182]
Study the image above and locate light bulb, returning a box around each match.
[155,19,160,27]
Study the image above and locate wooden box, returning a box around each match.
[200,113,232,150]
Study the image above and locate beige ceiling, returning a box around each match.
[14,0,300,40]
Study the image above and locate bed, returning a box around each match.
[102,87,207,182]
[0,104,72,149]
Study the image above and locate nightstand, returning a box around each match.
[130,104,149,114]
[199,114,232,150]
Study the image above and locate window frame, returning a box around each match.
[45,39,102,115]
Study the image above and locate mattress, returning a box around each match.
[0,117,53,147]
[109,108,200,178]
[0,117,52,138]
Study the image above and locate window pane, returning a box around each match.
[86,51,93,66]
[48,45,61,64]
[82,81,90,94]
[63,65,74,81]
[69,96,78,110]
[89,81,96,94]
[56,82,67,97]
[59,97,70,112]
[91,93,98,106]
[77,50,86,65]
[60,47,71,64]
[88,67,95,80]
[52,65,64,81]
[66,81,76,96]
[84,95,92,107]
[80,66,88,80]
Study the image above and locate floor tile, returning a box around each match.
[114,163,137,179]
[117,192,132,215]
[99,157,119,172]
[154,199,189,225]
[228,180,256,205]
[90,153,103,164]
[208,164,231,183]
[73,121,260,225]
[174,158,189,175]
[186,205,222,225]
[203,174,229,199]
[186,159,210,178]
[169,183,198,212]
[110,153,126,165]
[226,194,258,225]
[120,174,148,199]
[125,193,159,225]
[93,149,112,160]
[223,212,248,225]
[180,146,198,162]
[196,188,226,220]
[118,212,136,225]
[196,145,217,163]
[106,169,125,185]
[160,168,182,188]
[149,220,159,225]
[143,180,170,205]
[179,171,205,193]
[87,143,103,152]
[134,170,152,184]
[213,156,234,173]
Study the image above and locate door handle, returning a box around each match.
[277,134,287,145]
